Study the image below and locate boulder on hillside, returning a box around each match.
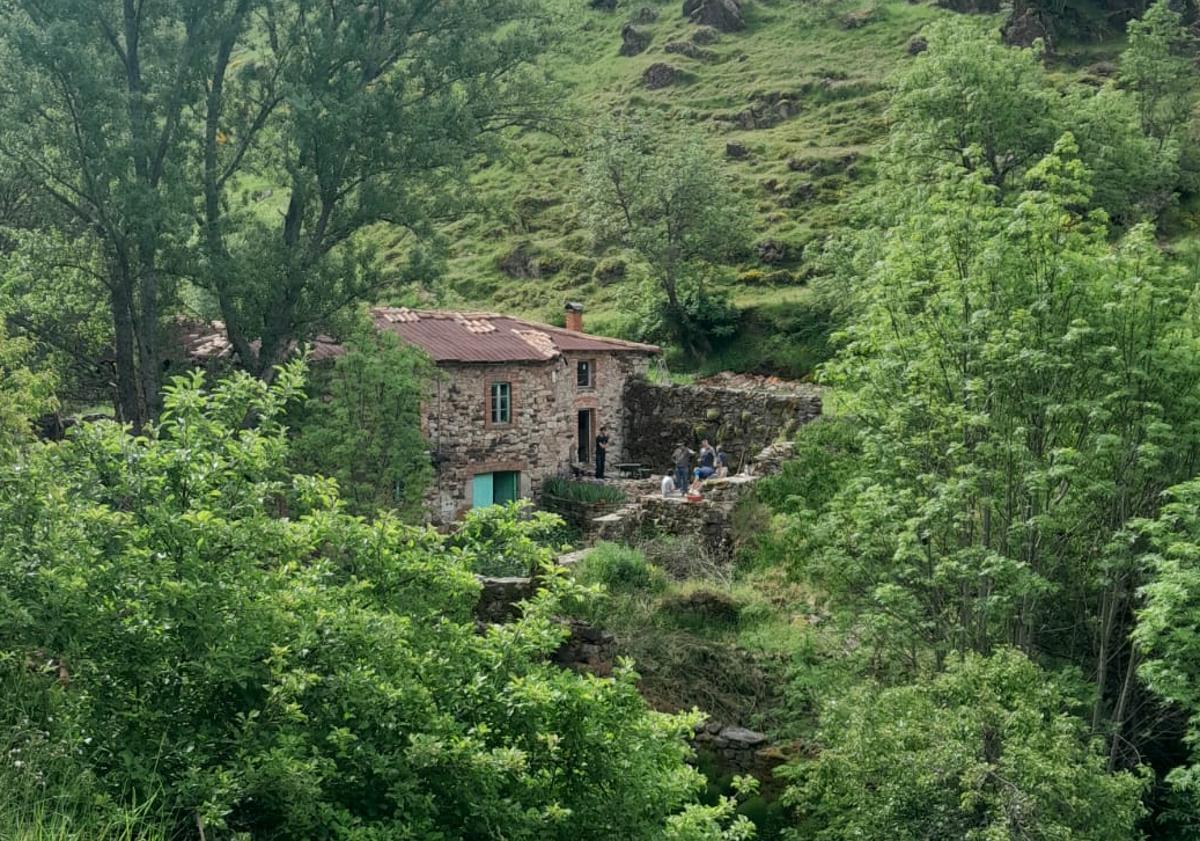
[725,141,749,159]
[906,35,928,55]
[691,25,721,44]
[756,239,786,264]
[1001,5,1053,49]
[590,0,617,9]
[642,62,683,89]
[630,5,659,23]
[620,24,652,56]
[683,0,745,32]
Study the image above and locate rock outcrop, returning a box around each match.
[642,62,683,89]
[620,24,652,56]
[682,0,745,32]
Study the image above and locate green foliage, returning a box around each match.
[795,137,1200,683]
[542,477,627,505]
[575,543,668,594]
[581,118,749,356]
[0,0,557,423]
[290,330,432,519]
[1133,478,1200,829]
[784,649,1147,840]
[0,229,111,405]
[0,319,55,454]
[447,499,569,576]
[1122,0,1197,147]
[0,367,741,840]
[888,19,1186,222]
[889,20,1060,195]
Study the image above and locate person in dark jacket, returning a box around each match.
[672,443,694,493]
[595,426,610,479]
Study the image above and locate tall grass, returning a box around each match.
[541,477,626,505]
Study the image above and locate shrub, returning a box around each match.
[576,542,667,593]
[542,476,627,505]
[448,499,569,576]
[0,367,730,840]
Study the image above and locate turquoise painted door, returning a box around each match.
[472,473,494,509]
[493,471,519,504]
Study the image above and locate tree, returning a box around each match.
[790,136,1200,762]
[290,330,433,519]
[888,19,1183,222]
[581,119,749,357]
[1122,0,1197,148]
[1133,478,1200,832]
[0,365,753,840]
[196,0,557,380]
[0,0,555,426]
[887,20,1060,195]
[785,650,1146,841]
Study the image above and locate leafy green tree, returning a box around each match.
[889,19,1182,222]
[784,649,1146,841]
[0,365,751,840]
[1122,0,1197,148]
[0,0,555,425]
[1133,478,1200,831]
[791,137,1200,761]
[290,331,432,519]
[581,119,749,357]
[197,0,557,379]
[887,20,1060,194]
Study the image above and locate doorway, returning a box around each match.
[577,409,594,464]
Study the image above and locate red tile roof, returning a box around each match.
[370,308,660,363]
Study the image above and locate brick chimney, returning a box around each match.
[564,301,584,332]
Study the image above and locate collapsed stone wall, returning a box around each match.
[621,379,821,473]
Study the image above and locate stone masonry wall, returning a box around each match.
[621,379,821,474]
[423,352,652,524]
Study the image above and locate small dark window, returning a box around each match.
[490,381,511,424]
[577,360,594,389]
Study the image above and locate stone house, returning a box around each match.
[370,304,660,523]
[170,304,660,524]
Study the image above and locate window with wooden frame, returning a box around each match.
[488,381,512,426]
[577,359,595,390]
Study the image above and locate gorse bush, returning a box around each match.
[0,365,752,840]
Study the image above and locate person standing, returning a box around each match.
[672,443,694,493]
[595,426,610,480]
[695,439,716,481]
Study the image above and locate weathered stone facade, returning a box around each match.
[423,350,652,523]
[621,379,821,474]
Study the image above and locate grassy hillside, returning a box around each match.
[375,0,964,374]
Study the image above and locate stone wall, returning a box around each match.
[692,720,789,786]
[475,575,535,623]
[593,475,759,561]
[621,379,821,473]
[423,351,652,523]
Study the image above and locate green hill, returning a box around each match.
[383,0,968,374]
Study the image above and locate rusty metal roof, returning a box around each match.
[169,318,345,365]
[370,308,660,363]
[168,309,658,368]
